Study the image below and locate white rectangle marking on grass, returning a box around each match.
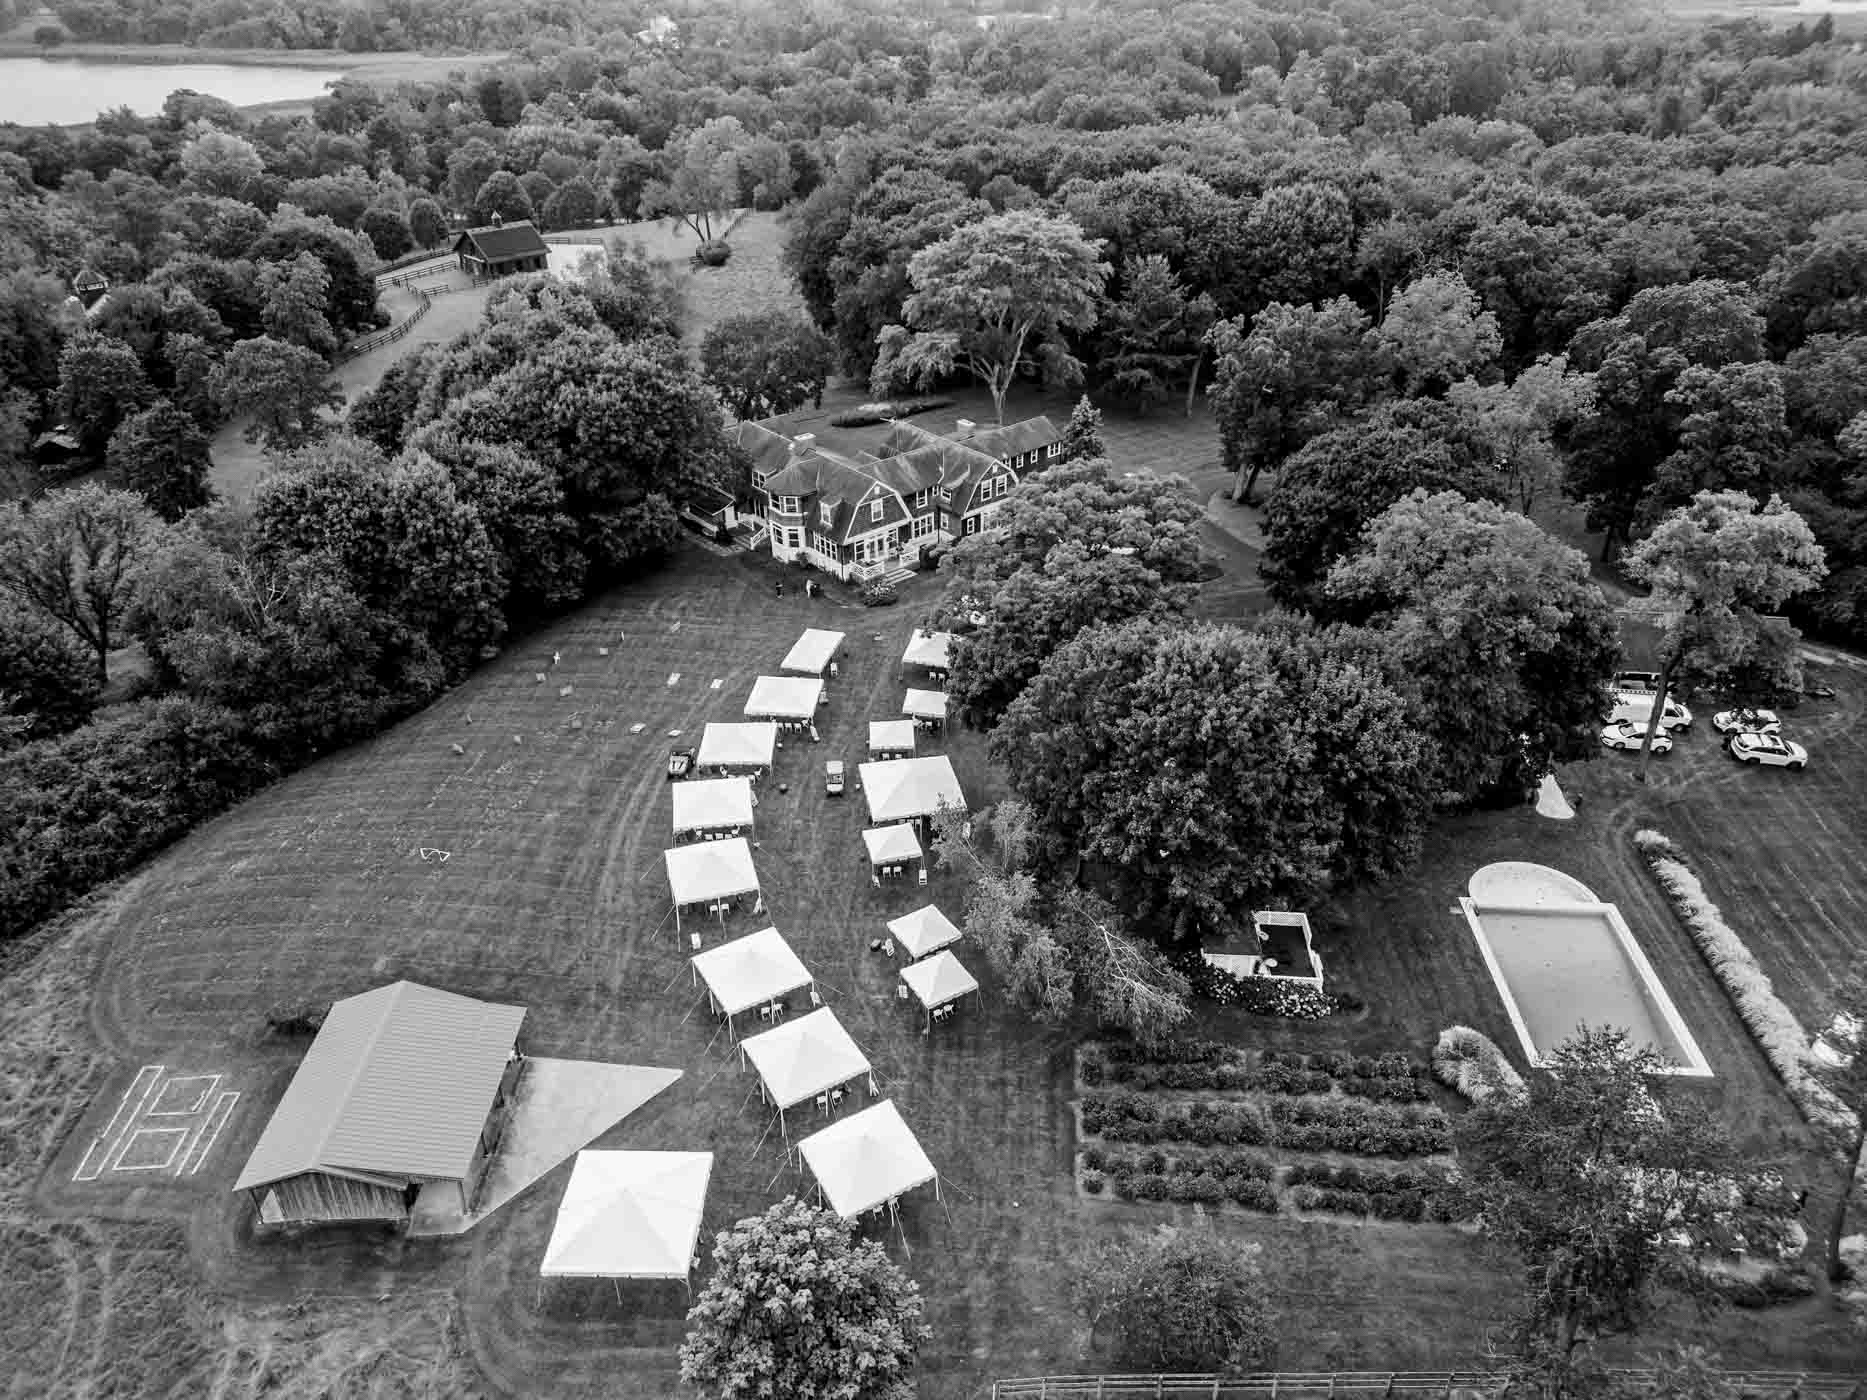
[115,1126,189,1173]
[148,1073,218,1117]
[75,1064,165,1182]
[182,1091,240,1177]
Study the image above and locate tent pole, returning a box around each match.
[613,1277,622,1305]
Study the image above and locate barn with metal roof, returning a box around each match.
[235,981,527,1226]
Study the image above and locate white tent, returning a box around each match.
[665,837,762,931]
[672,776,756,839]
[862,822,923,865]
[540,1150,712,1291]
[781,628,846,676]
[858,756,966,826]
[691,926,813,1022]
[696,722,778,773]
[900,629,952,673]
[887,904,962,961]
[868,719,916,759]
[900,950,978,1024]
[745,674,824,723]
[740,1008,872,1119]
[902,688,947,722]
[797,1100,939,1221]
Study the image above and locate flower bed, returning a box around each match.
[1081,1042,1431,1102]
[1634,830,1854,1132]
[1175,954,1341,1017]
[1080,1146,1279,1210]
[1080,1090,1450,1157]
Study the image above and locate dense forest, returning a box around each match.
[3,0,1867,941]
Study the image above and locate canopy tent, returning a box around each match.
[691,926,814,1023]
[745,675,824,722]
[696,722,778,773]
[540,1150,713,1294]
[899,949,979,1029]
[868,719,917,759]
[900,628,953,673]
[887,904,962,961]
[740,1008,873,1122]
[858,756,966,827]
[781,628,846,676]
[902,689,947,723]
[672,776,756,839]
[862,823,923,884]
[797,1099,939,1221]
[665,837,762,931]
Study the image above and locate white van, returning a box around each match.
[1609,692,1693,731]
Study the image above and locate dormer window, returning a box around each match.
[869,500,885,523]
[914,488,930,510]
[820,502,834,526]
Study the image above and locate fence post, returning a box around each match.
[1328,1376,1337,1400]
[1444,1377,1455,1399]
[1384,1376,1396,1399]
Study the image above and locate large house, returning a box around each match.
[729,414,1061,582]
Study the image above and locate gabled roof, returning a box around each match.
[235,981,526,1192]
[967,415,1060,461]
[730,422,795,478]
[453,220,550,263]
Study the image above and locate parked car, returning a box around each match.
[1601,721,1673,754]
[1609,693,1693,731]
[824,759,846,796]
[667,745,697,780]
[1804,682,1837,700]
[1811,1012,1861,1070]
[1713,707,1780,735]
[1613,670,1663,694]
[1727,732,1808,769]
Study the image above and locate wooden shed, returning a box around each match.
[452,218,551,279]
[235,981,527,1226]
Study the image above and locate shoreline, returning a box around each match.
[0,41,505,79]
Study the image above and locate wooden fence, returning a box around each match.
[337,291,431,364]
[989,1373,1864,1400]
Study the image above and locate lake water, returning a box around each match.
[0,57,335,125]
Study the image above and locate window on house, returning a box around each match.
[914,488,930,509]
[912,515,934,539]
[963,515,981,536]
[869,500,885,523]
[937,486,952,505]
[820,502,834,526]
[937,512,950,532]
[811,532,836,556]
[780,527,802,549]
[1046,443,1062,458]
[776,496,800,514]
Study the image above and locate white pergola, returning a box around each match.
[887,904,962,961]
[900,628,952,675]
[746,675,824,725]
[781,628,846,676]
[665,837,762,932]
[902,689,947,724]
[672,776,756,840]
[740,1007,873,1133]
[797,1099,939,1222]
[868,719,917,760]
[899,949,979,1030]
[858,756,966,828]
[862,823,923,886]
[691,926,814,1030]
[696,722,778,774]
[539,1150,713,1298]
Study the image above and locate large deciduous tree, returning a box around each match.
[1446,354,1596,517]
[0,596,101,740]
[1619,490,1826,779]
[679,1196,929,1400]
[1206,297,1383,504]
[872,210,1110,425]
[1375,270,1504,396]
[699,311,835,420]
[56,331,151,460]
[1076,1226,1275,1373]
[995,617,1432,942]
[105,400,213,521]
[1098,253,1218,416]
[1456,1029,1790,1396]
[1324,490,1620,807]
[257,250,339,358]
[209,336,343,449]
[0,483,161,683]
[642,115,750,246]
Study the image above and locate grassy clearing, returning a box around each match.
[674,212,807,350]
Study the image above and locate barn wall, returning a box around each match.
[262,1172,409,1223]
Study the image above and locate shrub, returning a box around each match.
[1635,830,1854,1132]
[1080,1146,1105,1172]
[1135,1174,1170,1202]
[1228,1178,1280,1212]
[1081,1170,1106,1196]
[1432,1025,1526,1104]
[693,239,732,267]
[860,580,898,607]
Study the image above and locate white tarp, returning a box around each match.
[797,1100,937,1221]
[781,628,846,676]
[740,1007,871,1112]
[858,756,966,826]
[902,688,947,721]
[540,1149,712,1279]
[696,722,778,771]
[901,629,952,671]
[862,823,923,866]
[868,720,916,757]
[665,837,760,907]
[899,949,978,1010]
[887,904,962,960]
[745,675,823,720]
[691,926,813,1017]
[672,776,755,835]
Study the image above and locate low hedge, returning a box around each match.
[1084,1043,1430,1101]
[1432,1025,1524,1104]
[1082,1090,1450,1157]
[827,396,955,428]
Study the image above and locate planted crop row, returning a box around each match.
[1080,1090,1450,1157]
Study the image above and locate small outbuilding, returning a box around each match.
[453,218,551,279]
[235,981,527,1226]
[781,628,846,677]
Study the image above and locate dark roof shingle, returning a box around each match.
[454,220,550,263]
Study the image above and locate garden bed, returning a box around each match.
[1080,1041,1433,1103]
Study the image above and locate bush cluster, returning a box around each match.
[1173,955,1342,1017]
[1431,1025,1525,1104]
[1635,830,1854,1132]
[1085,1043,1430,1101]
[827,396,955,428]
[1082,1091,1449,1157]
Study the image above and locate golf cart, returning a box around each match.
[667,745,697,780]
[824,758,846,796]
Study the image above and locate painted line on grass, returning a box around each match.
[74,1064,163,1182]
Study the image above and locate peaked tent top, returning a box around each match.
[745,674,823,720]
[868,719,917,754]
[886,904,962,960]
[672,776,756,834]
[858,755,966,825]
[739,1007,871,1111]
[899,949,978,1010]
[902,688,947,720]
[901,629,953,670]
[539,1150,713,1278]
[691,926,812,1017]
[862,823,923,865]
[781,629,846,676]
[665,837,760,906]
[696,722,778,770]
[797,1099,937,1220]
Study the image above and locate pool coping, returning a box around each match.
[1459,897,1714,1078]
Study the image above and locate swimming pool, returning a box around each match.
[1461,864,1712,1077]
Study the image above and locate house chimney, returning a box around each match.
[489,212,503,227]
[791,433,816,454]
[955,418,975,439]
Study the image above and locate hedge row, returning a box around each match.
[1082,1165,1279,1211]
[827,396,955,428]
[1288,1184,1470,1223]
[1081,1146,1273,1181]
[1083,1045,1429,1101]
[1081,1091,1450,1157]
